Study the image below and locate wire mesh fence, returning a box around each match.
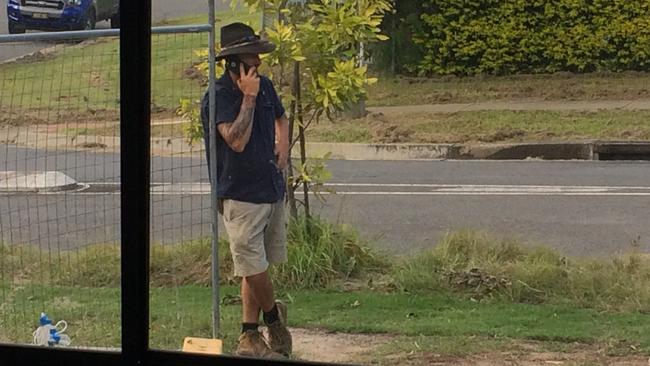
[0,25,216,351]
[148,27,216,351]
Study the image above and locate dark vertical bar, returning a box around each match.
[208,0,220,339]
[120,0,151,364]
[391,13,396,75]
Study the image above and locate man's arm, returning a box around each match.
[275,113,290,170]
[217,65,259,153]
[218,95,256,153]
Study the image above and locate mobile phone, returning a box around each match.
[226,57,252,76]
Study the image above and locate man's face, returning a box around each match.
[239,53,261,70]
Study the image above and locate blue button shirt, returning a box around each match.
[201,72,286,204]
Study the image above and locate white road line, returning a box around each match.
[320,192,650,196]
[3,182,650,196]
[85,182,650,191]
[7,191,650,197]
[324,183,650,190]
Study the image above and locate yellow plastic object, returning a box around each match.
[182,337,223,355]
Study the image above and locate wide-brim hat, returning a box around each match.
[216,22,276,60]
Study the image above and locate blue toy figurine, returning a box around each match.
[33,313,70,347]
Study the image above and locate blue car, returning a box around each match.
[7,0,120,34]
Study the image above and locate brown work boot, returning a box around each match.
[235,330,285,359]
[267,301,292,356]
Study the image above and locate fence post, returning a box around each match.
[120,0,151,364]
[207,0,220,340]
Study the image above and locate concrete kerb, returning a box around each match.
[304,141,650,161]
[6,127,650,161]
[4,138,648,192]
[0,171,79,193]
[305,142,457,160]
[454,142,595,160]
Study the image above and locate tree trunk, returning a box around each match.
[286,62,299,218]
[391,13,396,75]
[295,63,311,219]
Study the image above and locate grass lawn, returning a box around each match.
[54,109,650,144]
[1,284,648,362]
[367,72,650,106]
[308,110,650,144]
[0,10,258,113]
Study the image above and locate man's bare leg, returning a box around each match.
[243,270,275,313]
[237,272,285,359]
[245,270,292,356]
[241,277,262,323]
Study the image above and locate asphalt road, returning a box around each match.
[2,146,650,257]
[0,0,227,62]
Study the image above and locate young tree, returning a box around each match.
[181,0,392,218]
[251,0,391,218]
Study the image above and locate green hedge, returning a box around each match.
[405,0,650,75]
[372,0,426,74]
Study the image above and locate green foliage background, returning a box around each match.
[371,0,426,74]
[377,0,650,76]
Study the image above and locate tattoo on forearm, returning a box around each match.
[228,95,256,146]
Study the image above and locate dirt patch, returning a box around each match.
[0,107,121,127]
[0,108,49,127]
[76,142,108,149]
[619,129,650,140]
[390,351,650,366]
[365,112,414,143]
[271,327,394,364]
[90,71,107,88]
[2,46,61,65]
[371,123,413,143]
[273,330,650,365]
[478,128,527,143]
[423,91,456,103]
[0,106,177,129]
[183,64,208,87]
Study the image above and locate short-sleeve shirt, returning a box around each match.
[202,72,286,204]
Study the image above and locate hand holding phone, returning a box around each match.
[227,57,253,76]
[237,64,260,97]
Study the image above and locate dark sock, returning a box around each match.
[242,322,258,333]
[263,304,280,325]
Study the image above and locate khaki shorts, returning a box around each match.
[221,199,288,278]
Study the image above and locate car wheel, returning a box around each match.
[110,10,120,29]
[83,8,96,30]
[8,22,26,34]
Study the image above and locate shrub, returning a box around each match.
[408,0,650,75]
[272,215,389,289]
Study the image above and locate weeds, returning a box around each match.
[273,215,389,289]
[3,224,648,312]
[0,215,385,290]
[392,230,650,312]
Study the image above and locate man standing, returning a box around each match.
[200,22,292,359]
